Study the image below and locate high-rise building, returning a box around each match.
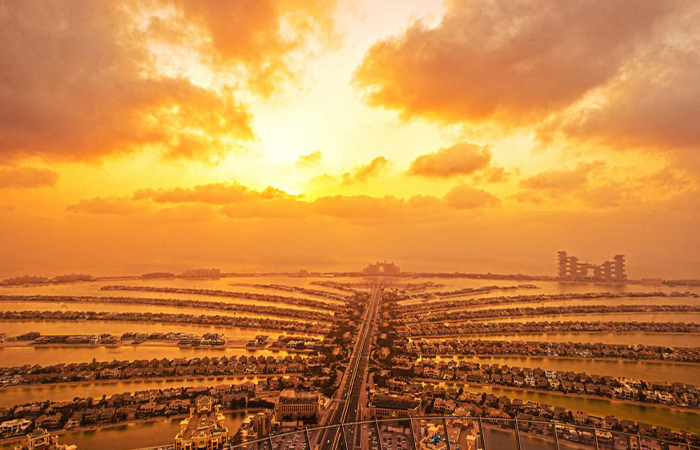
[174,396,228,450]
[613,254,626,281]
[557,252,627,282]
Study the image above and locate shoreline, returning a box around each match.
[0,407,259,446]
[0,318,325,339]
[0,340,304,351]
[414,331,700,339]
[0,372,302,392]
[418,353,700,366]
[445,310,700,325]
[397,293,700,310]
[418,378,700,413]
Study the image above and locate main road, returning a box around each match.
[315,283,382,450]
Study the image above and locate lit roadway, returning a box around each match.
[314,284,381,450]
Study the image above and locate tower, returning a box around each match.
[557,251,568,278]
[613,255,626,281]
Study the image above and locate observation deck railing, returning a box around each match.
[227,415,700,450]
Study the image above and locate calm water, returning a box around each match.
[0,410,250,450]
[434,382,700,433]
[397,277,700,306]
[0,376,278,408]
[0,276,345,307]
[426,332,700,347]
[420,355,700,385]
[0,345,289,367]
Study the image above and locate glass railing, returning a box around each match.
[228,415,700,449]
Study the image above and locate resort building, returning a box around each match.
[557,251,626,282]
[174,396,228,450]
[363,261,401,276]
[14,428,77,450]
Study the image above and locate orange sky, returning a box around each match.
[1,0,699,278]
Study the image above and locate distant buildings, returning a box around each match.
[140,272,175,279]
[363,261,400,276]
[0,274,95,286]
[274,389,319,422]
[174,396,228,450]
[180,268,221,278]
[14,428,76,450]
[557,251,626,282]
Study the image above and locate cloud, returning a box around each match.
[164,0,338,95]
[555,46,700,167]
[515,163,691,208]
[520,162,604,192]
[69,177,502,225]
[221,198,310,219]
[67,197,148,215]
[354,0,681,124]
[443,185,501,209]
[408,142,492,178]
[474,166,510,184]
[0,1,255,163]
[342,156,389,184]
[0,167,59,188]
[295,151,323,168]
[133,182,295,204]
[517,162,609,206]
[0,0,340,163]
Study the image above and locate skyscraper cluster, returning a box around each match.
[557,252,626,282]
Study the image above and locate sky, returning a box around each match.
[0,0,699,278]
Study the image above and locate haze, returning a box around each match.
[1,0,699,278]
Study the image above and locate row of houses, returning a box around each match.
[371,375,700,447]
[0,355,315,387]
[0,381,317,440]
[401,319,700,338]
[388,358,699,408]
[400,338,700,363]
